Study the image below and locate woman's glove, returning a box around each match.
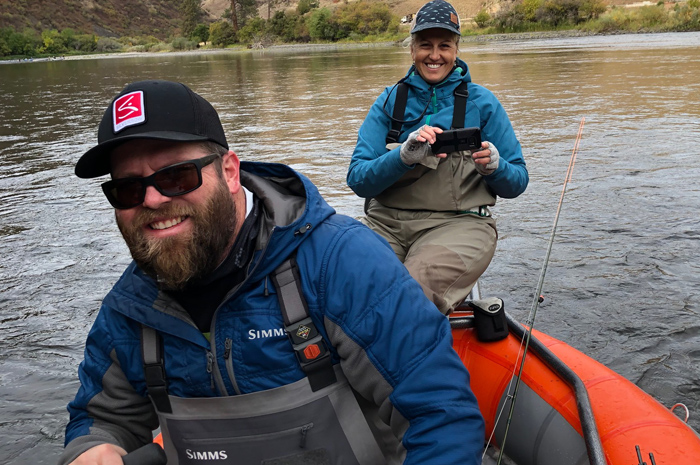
[400,127,432,165]
[474,142,500,176]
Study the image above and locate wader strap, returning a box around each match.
[271,258,337,392]
[451,81,469,129]
[141,325,172,413]
[385,82,409,145]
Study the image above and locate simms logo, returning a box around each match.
[248,327,285,340]
[185,449,228,460]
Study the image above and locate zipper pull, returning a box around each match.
[207,351,215,391]
[224,338,232,360]
[299,423,313,448]
[294,223,311,236]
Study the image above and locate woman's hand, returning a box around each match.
[400,126,447,165]
[472,142,500,176]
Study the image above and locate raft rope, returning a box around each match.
[495,117,587,465]
[671,403,690,423]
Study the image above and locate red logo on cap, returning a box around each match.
[113,91,145,133]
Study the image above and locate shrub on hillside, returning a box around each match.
[209,21,237,46]
[297,0,320,15]
[171,37,198,50]
[95,37,124,52]
[474,9,492,28]
[494,0,606,29]
[333,0,398,37]
[635,5,668,28]
[237,17,267,44]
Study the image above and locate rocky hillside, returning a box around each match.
[1,0,647,39]
[0,0,183,38]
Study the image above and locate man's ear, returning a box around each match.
[222,150,241,195]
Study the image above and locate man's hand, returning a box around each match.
[472,141,500,176]
[69,443,128,465]
[400,125,446,165]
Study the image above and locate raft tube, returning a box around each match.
[451,311,700,465]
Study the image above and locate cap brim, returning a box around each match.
[75,131,211,179]
[410,23,461,35]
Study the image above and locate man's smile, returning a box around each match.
[149,216,187,230]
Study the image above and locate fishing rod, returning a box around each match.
[497,117,592,464]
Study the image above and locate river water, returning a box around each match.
[1,32,699,464]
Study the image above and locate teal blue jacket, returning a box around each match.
[347,58,528,200]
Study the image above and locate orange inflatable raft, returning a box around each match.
[451,308,700,465]
[146,309,700,465]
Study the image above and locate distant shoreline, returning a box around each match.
[0,30,651,64]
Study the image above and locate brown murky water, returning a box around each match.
[1,32,699,463]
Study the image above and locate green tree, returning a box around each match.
[192,23,210,43]
[268,10,306,42]
[307,7,337,40]
[209,21,236,46]
[181,0,202,38]
[40,29,67,54]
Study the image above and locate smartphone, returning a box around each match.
[431,127,482,154]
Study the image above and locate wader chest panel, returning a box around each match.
[140,259,386,464]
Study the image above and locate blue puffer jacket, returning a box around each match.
[62,161,485,465]
[347,57,528,202]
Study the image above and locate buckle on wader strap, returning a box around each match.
[272,259,337,392]
[458,206,491,217]
[141,325,172,413]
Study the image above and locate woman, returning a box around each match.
[347,0,528,314]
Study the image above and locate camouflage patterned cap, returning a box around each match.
[410,0,461,35]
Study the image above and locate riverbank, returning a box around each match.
[0,28,689,64]
[0,30,602,64]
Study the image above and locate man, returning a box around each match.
[61,80,484,465]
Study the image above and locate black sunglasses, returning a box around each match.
[101,154,220,209]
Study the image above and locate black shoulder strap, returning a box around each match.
[451,81,469,129]
[271,258,337,392]
[386,82,409,145]
[141,325,172,413]
[386,80,469,143]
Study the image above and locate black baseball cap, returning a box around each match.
[75,80,229,179]
[410,0,461,36]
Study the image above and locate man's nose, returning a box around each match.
[141,185,171,210]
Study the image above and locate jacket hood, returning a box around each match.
[238,161,336,279]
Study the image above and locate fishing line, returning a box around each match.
[495,117,586,465]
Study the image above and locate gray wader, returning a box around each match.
[141,259,388,465]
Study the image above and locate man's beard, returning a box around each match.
[117,180,237,291]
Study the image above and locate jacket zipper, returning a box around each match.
[208,226,279,397]
[206,351,216,392]
[224,338,242,395]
